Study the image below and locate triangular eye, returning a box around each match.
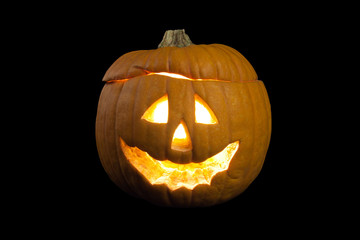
[141,94,169,123]
[194,94,218,124]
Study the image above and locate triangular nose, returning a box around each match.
[171,120,192,152]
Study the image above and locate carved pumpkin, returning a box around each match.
[96,30,271,207]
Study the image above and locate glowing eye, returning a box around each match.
[141,94,168,123]
[194,94,218,124]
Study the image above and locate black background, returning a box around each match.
[15,4,342,234]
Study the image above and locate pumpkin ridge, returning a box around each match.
[142,50,155,72]
[135,50,155,76]
[211,44,240,82]
[197,44,219,80]
[213,44,247,81]
[235,81,255,181]
[114,84,135,193]
[113,83,137,195]
[201,45,225,81]
[132,77,143,151]
[182,46,198,79]
[125,51,148,78]
[245,83,259,182]
[166,46,172,73]
[190,46,203,79]
[231,44,258,80]
[216,44,257,81]
[255,83,271,169]
[252,83,270,183]
[220,83,233,145]
[259,81,272,147]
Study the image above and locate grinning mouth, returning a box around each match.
[120,138,239,191]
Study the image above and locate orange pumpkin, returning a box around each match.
[96,30,271,207]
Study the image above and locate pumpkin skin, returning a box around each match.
[96,30,271,207]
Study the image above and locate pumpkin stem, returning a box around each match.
[158,29,193,48]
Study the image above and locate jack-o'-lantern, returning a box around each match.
[96,30,271,207]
